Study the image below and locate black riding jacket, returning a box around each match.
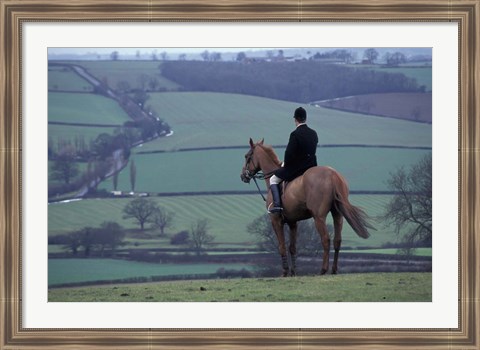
[274,124,318,182]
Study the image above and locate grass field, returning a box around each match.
[348,248,432,256]
[67,60,181,91]
[48,194,403,249]
[139,92,431,152]
[49,258,255,286]
[48,272,432,302]
[48,92,131,124]
[48,66,94,92]
[48,92,132,151]
[99,147,431,194]
[318,92,432,123]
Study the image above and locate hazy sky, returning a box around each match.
[48,47,274,55]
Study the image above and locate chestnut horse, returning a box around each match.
[241,138,373,276]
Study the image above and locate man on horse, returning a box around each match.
[268,107,318,213]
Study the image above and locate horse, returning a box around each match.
[240,138,373,277]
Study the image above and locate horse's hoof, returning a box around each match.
[320,268,328,275]
[290,270,296,277]
[331,270,337,275]
[281,270,289,277]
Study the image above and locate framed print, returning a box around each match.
[1,0,479,348]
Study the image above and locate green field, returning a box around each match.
[68,60,181,91]
[49,258,255,286]
[100,147,431,194]
[48,92,131,124]
[48,194,402,249]
[348,248,432,256]
[139,92,431,152]
[48,272,432,302]
[48,66,94,92]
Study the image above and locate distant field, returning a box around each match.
[49,272,432,302]
[348,248,432,256]
[68,60,181,91]
[318,92,432,123]
[48,92,131,124]
[139,92,431,152]
[100,147,431,193]
[48,258,254,286]
[48,66,94,92]
[48,194,402,248]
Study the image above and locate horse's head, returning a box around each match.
[240,138,264,183]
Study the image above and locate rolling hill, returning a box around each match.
[47,60,432,292]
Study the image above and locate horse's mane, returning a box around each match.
[258,143,282,167]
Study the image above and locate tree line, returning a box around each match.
[49,198,216,257]
[161,60,423,103]
[49,221,126,257]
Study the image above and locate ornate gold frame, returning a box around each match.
[1,0,479,348]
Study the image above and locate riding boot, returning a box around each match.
[268,184,283,213]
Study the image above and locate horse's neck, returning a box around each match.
[258,147,281,174]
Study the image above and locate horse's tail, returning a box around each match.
[332,173,373,239]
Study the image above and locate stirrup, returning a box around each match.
[268,202,283,214]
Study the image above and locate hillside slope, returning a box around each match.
[140,92,432,152]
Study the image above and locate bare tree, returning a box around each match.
[363,48,379,64]
[383,154,432,247]
[189,219,214,255]
[150,206,175,236]
[123,198,158,231]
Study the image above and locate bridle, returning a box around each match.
[242,147,274,202]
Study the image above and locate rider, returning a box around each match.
[268,107,318,214]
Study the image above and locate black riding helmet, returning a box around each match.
[293,107,307,122]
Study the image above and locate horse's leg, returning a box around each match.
[271,215,289,277]
[314,216,330,275]
[331,209,343,274]
[287,222,298,276]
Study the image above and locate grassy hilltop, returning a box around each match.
[49,272,432,302]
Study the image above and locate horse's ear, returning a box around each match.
[249,138,254,148]
[259,138,264,145]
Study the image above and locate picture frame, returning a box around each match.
[1,0,478,348]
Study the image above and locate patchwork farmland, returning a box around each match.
[48,53,432,301]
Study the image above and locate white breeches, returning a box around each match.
[269,174,283,185]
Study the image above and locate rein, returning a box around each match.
[250,170,275,202]
[252,177,266,202]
